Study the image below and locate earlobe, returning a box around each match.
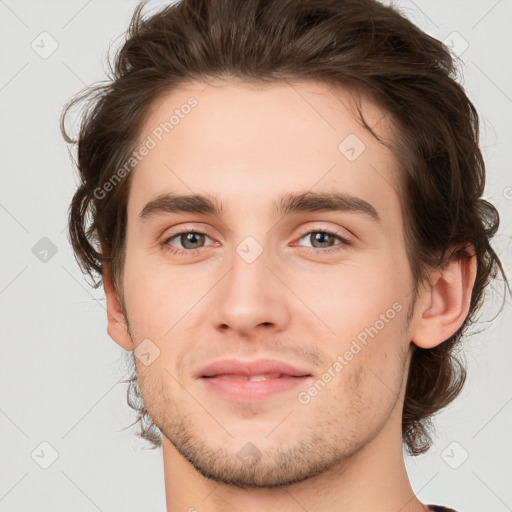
[410,247,477,349]
[102,258,134,351]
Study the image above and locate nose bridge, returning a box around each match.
[227,232,275,303]
[211,230,290,335]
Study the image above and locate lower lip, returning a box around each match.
[200,375,313,401]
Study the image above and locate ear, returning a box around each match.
[102,256,134,351]
[410,246,477,349]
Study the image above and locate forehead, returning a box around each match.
[128,79,400,221]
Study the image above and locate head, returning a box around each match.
[62,0,508,482]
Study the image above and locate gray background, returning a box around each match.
[0,1,511,511]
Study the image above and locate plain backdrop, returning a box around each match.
[0,1,511,511]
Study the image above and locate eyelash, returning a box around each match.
[161,226,352,257]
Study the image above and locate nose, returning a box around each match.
[210,241,291,338]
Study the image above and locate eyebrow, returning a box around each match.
[139,191,381,224]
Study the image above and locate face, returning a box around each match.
[117,79,417,487]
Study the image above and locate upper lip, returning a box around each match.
[197,358,313,378]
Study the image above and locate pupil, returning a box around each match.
[313,232,331,248]
[183,232,203,249]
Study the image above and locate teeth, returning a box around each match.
[220,374,282,381]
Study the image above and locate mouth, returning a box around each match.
[196,358,314,401]
[197,358,313,379]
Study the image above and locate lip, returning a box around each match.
[196,358,313,379]
[196,358,314,402]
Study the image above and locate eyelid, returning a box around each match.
[161,223,351,243]
[162,223,215,240]
[293,223,352,243]
[161,224,217,249]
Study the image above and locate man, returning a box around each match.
[62,0,508,510]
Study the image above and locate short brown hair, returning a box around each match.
[62,0,510,455]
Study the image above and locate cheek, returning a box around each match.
[282,255,407,339]
[122,248,213,335]
[296,260,410,395]
[315,344,405,432]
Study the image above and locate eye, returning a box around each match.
[294,227,352,254]
[162,230,216,256]
[161,225,352,258]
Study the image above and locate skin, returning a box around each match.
[103,79,476,512]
